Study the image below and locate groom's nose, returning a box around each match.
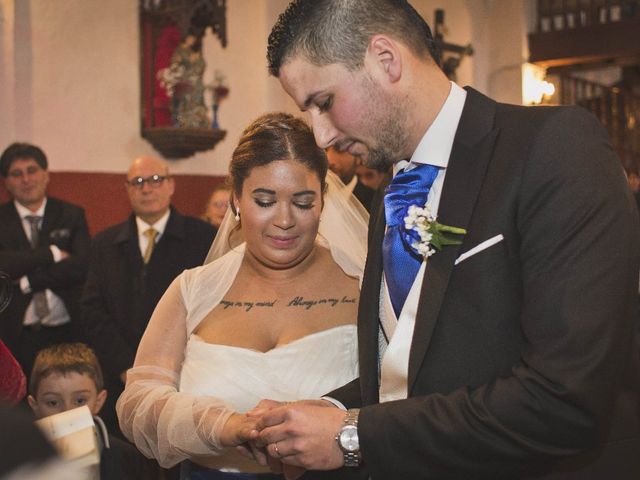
[311,113,338,149]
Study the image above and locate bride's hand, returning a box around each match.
[246,398,286,417]
[219,413,259,447]
[247,398,334,421]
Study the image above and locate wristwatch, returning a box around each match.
[335,408,361,467]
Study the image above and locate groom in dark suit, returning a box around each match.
[0,143,90,376]
[253,1,640,479]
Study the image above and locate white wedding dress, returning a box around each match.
[117,244,360,472]
[181,327,358,415]
[181,334,357,472]
[117,172,367,472]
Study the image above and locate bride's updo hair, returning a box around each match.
[229,112,328,197]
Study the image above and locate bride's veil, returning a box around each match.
[204,170,369,282]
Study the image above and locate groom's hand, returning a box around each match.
[255,401,346,470]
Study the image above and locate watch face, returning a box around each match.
[339,425,359,452]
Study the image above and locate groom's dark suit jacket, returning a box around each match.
[332,88,640,479]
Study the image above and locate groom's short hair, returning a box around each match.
[267,0,439,77]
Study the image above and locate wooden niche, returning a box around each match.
[140,0,227,158]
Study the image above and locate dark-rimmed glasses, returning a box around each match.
[126,174,169,189]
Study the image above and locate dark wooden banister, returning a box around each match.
[558,74,640,168]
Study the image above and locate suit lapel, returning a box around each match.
[359,193,386,404]
[1,202,31,249]
[40,198,61,245]
[407,88,500,393]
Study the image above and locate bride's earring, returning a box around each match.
[234,207,240,221]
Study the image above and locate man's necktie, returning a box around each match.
[143,228,158,264]
[383,164,440,317]
[25,215,50,319]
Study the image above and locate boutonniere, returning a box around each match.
[404,203,466,258]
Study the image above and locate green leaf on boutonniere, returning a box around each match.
[405,204,467,258]
[427,221,467,251]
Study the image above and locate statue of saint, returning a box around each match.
[166,34,209,128]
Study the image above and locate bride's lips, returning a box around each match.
[268,235,298,248]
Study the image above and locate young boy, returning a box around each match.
[28,343,159,480]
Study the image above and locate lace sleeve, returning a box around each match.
[115,276,234,468]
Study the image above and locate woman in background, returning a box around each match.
[202,183,232,228]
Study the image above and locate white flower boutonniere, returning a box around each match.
[404,203,467,258]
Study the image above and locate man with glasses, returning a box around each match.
[81,155,216,438]
[0,142,90,377]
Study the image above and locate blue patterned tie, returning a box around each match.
[383,164,440,317]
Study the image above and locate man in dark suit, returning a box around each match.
[81,156,216,437]
[252,1,640,479]
[327,147,376,211]
[0,143,90,376]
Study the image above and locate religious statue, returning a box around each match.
[158,34,210,128]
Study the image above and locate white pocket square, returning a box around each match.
[454,234,504,265]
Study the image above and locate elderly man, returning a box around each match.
[0,143,90,376]
[81,156,216,436]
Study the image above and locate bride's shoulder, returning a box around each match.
[181,245,245,286]
[317,239,363,281]
[314,243,355,275]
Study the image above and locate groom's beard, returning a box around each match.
[357,74,409,171]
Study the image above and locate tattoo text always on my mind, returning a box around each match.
[220,296,356,312]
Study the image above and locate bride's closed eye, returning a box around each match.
[253,199,315,210]
[254,198,275,208]
[293,202,315,210]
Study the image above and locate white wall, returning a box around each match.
[409,0,532,104]
[30,0,143,173]
[0,0,296,176]
[468,0,532,105]
[0,0,16,144]
[0,0,532,176]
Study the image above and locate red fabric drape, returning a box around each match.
[147,23,182,127]
[0,340,26,405]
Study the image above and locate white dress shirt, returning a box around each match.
[379,82,467,402]
[16,199,70,327]
[135,209,171,259]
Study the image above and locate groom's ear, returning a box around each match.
[366,34,402,84]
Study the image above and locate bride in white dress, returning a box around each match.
[116,113,368,479]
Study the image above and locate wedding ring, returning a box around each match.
[274,442,281,458]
